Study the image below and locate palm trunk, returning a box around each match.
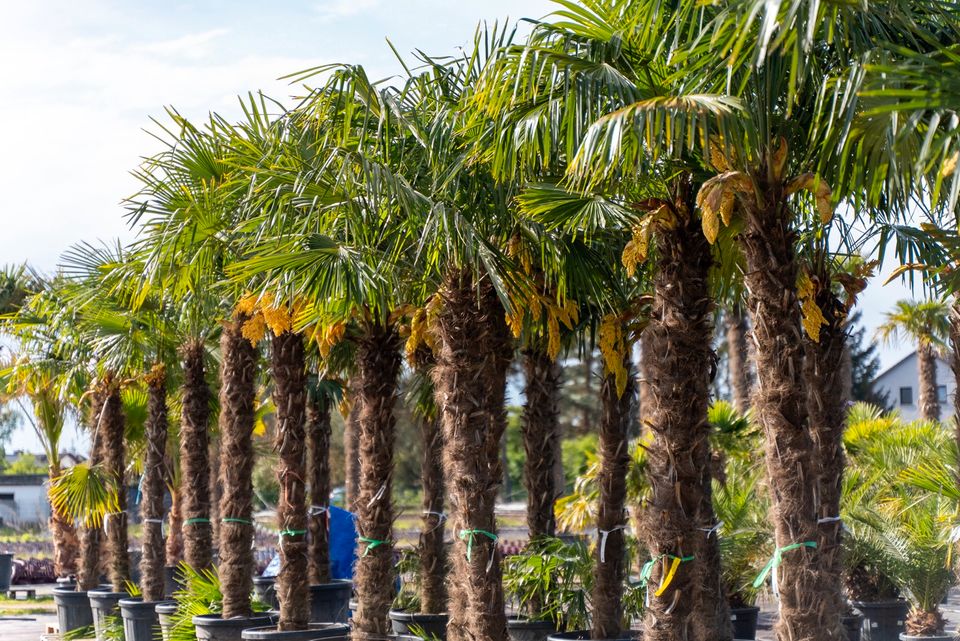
[165,480,184,567]
[140,364,169,602]
[419,412,447,614]
[740,185,836,641]
[804,282,847,637]
[101,377,130,591]
[726,307,751,414]
[217,317,258,619]
[49,459,79,579]
[917,343,940,421]
[272,331,310,631]
[641,194,731,641]
[950,299,960,486]
[78,395,105,591]
[638,331,654,430]
[352,321,402,641]
[344,376,361,510]
[180,339,213,571]
[307,389,333,586]
[432,269,513,641]
[591,356,635,640]
[210,439,222,544]
[522,348,561,541]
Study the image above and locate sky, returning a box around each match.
[0,0,920,454]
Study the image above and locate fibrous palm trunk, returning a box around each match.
[353,322,402,641]
[218,317,258,619]
[180,339,213,571]
[804,283,847,638]
[591,356,635,640]
[950,299,960,486]
[141,364,169,602]
[102,378,130,590]
[419,412,446,614]
[726,307,751,414]
[740,185,838,641]
[78,393,105,591]
[432,269,513,641]
[210,440,222,544]
[49,459,79,578]
[917,343,941,422]
[522,347,561,541]
[344,376,361,510]
[272,331,310,631]
[638,331,654,430]
[641,195,731,641]
[165,479,184,567]
[307,390,332,586]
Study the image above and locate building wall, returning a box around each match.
[0,475,50,526]
[873,352,956,422]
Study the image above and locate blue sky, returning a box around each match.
[1,0,918,453]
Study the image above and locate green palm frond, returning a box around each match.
[49,462,120,528]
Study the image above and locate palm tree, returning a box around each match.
[724,307,751,414]
[877,300,950,422]
[306,376,341,585]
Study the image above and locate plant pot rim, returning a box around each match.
[239,623,350,640]
[546,630,635,641]
[898,634,954,641]
[54,586,93,596]
[193,613,277,628]
[89,589,130,599]
[155,602,178,614]
[851,599,908,606]
[308,580,352,591]
[506,616,561,629]
[729,606,760,613]
[388,609,449,621]
[120,597,168,608]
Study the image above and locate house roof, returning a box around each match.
[0,474,46,486]
[872,349,952,385]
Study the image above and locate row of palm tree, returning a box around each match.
[2,2,960,641]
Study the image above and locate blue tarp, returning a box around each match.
[261,506,357,579]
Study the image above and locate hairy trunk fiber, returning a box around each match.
[272,331,310,631]
[180,339,213,571]
[49,458,79,578]
[307,390,332,586]
[740,184,836,641]
[726,308,751,414]
[522,348,561,541]
[917,343,940,422]
[419,412,447,614]
[344,376,361,510]
[141,365,169,602]
[804,283,848,640]
[592,358,635,640]
[638,331,655,430]
[165,480,184,566]
[432,269,513,641]
[218,317,258,619]
[641,195,731,641]
[353,322,402,641]
[78,397,105,591]
[950,299,960,486]
[210,440,221,544]
[102,379,130,590]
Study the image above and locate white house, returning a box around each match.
[873,351,955,422]
[0,474,50,527]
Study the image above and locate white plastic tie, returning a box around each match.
[598,525,627,563]
[103,512,125,535]
[308,505,329,517]
[143,517,165,536]
[817,516,842,524]
[699,521,723,537]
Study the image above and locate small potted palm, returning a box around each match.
[389,547,449,640]
[502,536,592,641]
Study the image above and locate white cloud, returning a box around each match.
[136,28,231,60]
[314,0,380,22]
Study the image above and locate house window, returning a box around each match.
[938,386,948,403]
[900,387,913,405]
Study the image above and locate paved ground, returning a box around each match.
[8,585,960,641]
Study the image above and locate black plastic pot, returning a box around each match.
[546,631,636,641]
[241,623,351,641]
[899,635,954,641]
[56,576,77,590]
[507,616,561,641]
[88,589,130,641]
[0,553,12,591]
[53,587,95,634]
[194,613,277,641]
[389,610,449,640]
[156,601,178,641]
[309,580,352,623]
[729,606,761,640]
[253,575,279,609]
[853,600,910,641]
[843,612,865,641]
[120,597,163,641]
